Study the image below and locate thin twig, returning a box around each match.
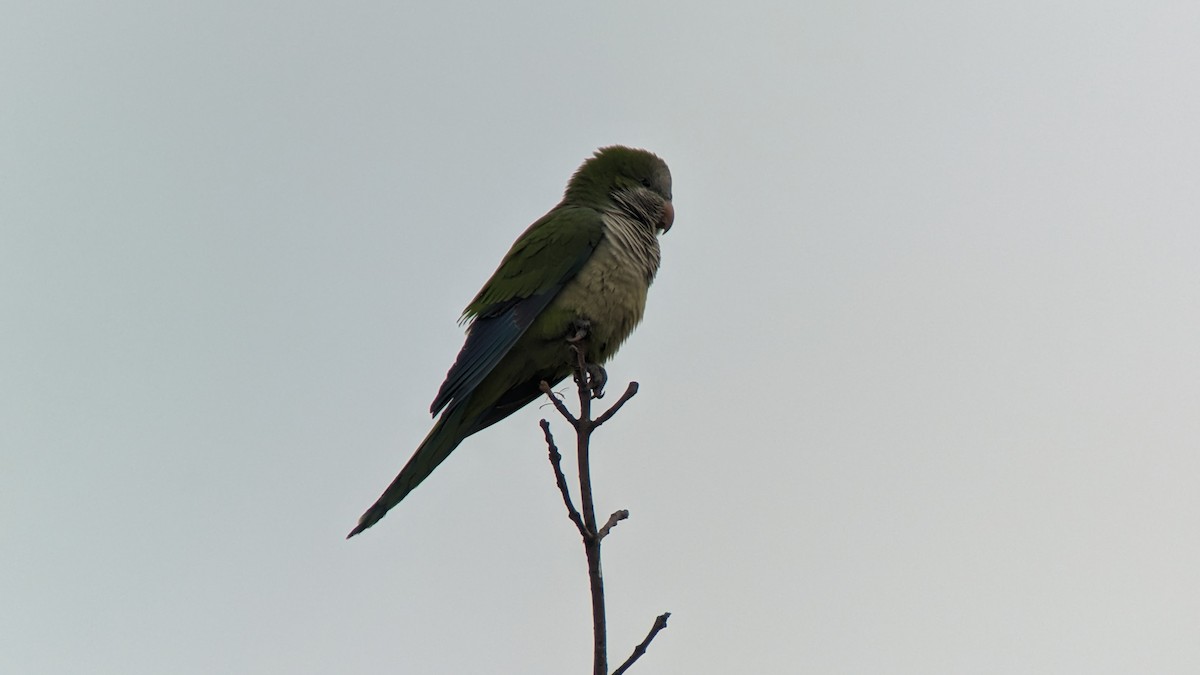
[611,613,672,675]
[539,380,578,426]
[540,419,588,538]
[593,382,639,428]
[596,509,629,540]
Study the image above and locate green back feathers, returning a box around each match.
[435,207,603,415]
[461,207,603,321]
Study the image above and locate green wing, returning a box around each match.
[429,206,603,415]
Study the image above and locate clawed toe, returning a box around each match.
[586,363,607,399]
[565,318,605,398]
[566,318,591,344]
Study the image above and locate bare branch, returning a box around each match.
[544,335,670,674]
[593,382,640,428]
[597,509,629,540]
[539,380,578,427]
[540,419,588,538]
[611,613,672,675]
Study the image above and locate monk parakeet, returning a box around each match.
[348,146,673,538]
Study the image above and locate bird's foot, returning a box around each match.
[586,363,607,399]
[566,318,604,398]
[572,361,606,399]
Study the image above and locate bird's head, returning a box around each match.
[566,146,674,234]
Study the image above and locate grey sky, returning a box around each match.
[4,1,1198,673]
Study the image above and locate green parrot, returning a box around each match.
[348,146,673,538]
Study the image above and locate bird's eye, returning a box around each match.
[639,177,652,188]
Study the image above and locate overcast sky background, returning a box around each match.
[4,1,1199,673]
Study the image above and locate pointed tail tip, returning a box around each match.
[346,517,373,540]
[346,506,384,539]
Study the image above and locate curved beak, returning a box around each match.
[658,200,674,234]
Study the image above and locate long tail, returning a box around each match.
[347,404,473,538]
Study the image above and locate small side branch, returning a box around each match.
[541,419,587,538]
[540,380,578,427]
[611,613,672,675]
[594,382,640,428]
[597,509,629,540]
